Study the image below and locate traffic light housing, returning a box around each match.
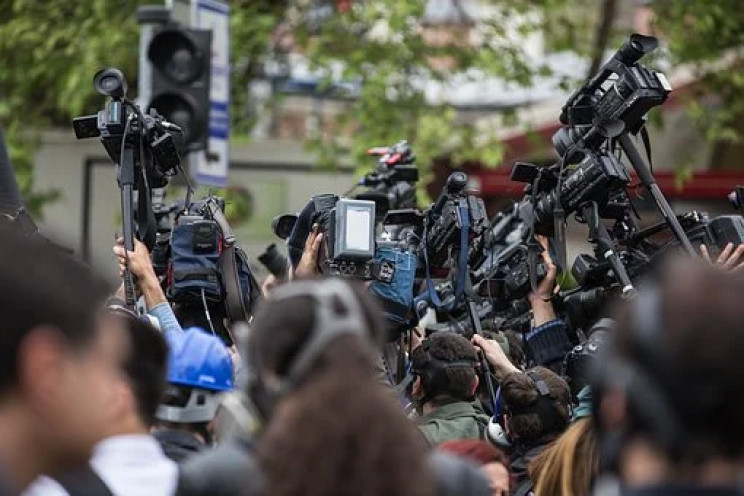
[147,24,211,152]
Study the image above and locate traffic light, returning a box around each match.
[147,24,211,152]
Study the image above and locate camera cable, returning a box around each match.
[201,288,217,336]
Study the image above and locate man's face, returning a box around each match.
[31,313,128,473]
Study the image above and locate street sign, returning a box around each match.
[193,0,230,187]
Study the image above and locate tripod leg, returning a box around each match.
[618,133,695,255]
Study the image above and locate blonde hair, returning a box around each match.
[529,418,598,496]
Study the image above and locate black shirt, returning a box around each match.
[153,429,205,464]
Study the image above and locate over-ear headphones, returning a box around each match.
[246,279,374,416]
[507,370,567,437]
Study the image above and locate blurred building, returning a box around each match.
[32,0,744,279]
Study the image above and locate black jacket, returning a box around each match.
[177,438,265,496]
[153,429,205,464]
[510,442,549,496]
[622,487,743,496]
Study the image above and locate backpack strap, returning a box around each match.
[55,466,113,496]
[220,243,247,323]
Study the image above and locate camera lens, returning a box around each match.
[93,68,128,99]
[101,77,118,91]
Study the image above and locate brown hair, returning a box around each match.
[500,366,570,442]
[529,418,598,496]
[254,280,432,496]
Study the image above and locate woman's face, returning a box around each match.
[482,462,510,496]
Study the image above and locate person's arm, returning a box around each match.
[113,238,183,337]
[471,334,520,382]
[527,235,558,327]
[522,235,572,371]
[524,319,572,373]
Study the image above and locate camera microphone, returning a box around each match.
[161,121,183,133]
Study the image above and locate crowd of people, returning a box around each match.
[2,207,744,496]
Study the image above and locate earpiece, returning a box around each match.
[486,416,513,449]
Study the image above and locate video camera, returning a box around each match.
[354,140,419,217]
[511,151,631,237]
[424,171,489,270]
[307,193,405,283]
[553,34,672,160]
[73,68,181,189]
[73,68,184,307]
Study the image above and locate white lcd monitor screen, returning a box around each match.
[344,207,372,253]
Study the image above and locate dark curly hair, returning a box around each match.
[501,366,570,443]
[253,279,433,496]
[421,332,478,405]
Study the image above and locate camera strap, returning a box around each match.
[135,173,157,251]
[221,242,248,323]
[420,200,470,312]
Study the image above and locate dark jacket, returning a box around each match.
[177,438,265,496]
[510,443,549,496]
[621,487,743,496]
[417,401,490,447]
[428,451,491,496]
[153,429,205,464]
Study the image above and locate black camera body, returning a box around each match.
[656,213,744,258]
[553,34,671,159]
[425,172,489,269]
[73,94,180,189]
[501,246,548,301]
[513,152,630,237]
[312,195,392,282]
[356,140,419,218]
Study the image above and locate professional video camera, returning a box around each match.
[73,68,182,307]
[73,68,260,336]
[423,171,489,270]
[308,194,388,280]
[552,33,672,160]
[352,140,419,217]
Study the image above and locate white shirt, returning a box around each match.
[23,434,179,496]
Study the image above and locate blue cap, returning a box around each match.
[167,327,234,392]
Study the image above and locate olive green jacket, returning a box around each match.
[417,401,490,447]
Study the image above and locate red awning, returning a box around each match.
[467,168,744,200]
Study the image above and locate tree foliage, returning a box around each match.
[651,0,744,143]
[0,0,742,215]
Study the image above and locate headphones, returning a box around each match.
[410,338,477,403]
[246,279,373,414]
[506,370,567,439]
